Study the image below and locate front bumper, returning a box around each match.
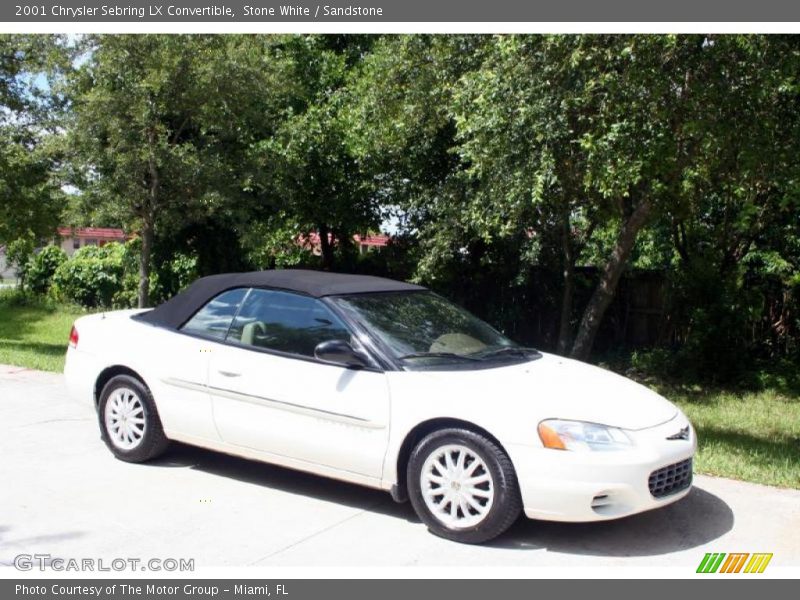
[507,414,697,522]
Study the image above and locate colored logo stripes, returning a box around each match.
[697,553,773,573]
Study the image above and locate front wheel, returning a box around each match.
[407,428,522,544]
[98,374,169,463]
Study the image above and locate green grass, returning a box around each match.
[597,351,800,489]
[0,292,88,372]
[657,384,800,489]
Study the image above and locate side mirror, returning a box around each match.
[314,339,369,368]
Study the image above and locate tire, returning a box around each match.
[407,428,522,544]
[98,374,169,463]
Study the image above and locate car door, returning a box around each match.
[207,288,391,479]
[153,287,250,441]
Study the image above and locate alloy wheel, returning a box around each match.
[104,387,146,450]
[419,443,495,529]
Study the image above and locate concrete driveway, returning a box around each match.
[1,364,798,569]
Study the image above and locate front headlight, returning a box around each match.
[538,419,633,451]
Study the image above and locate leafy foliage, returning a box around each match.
[0,35,67,248]
[350,34,800,370]
[65,35,295,306]
[48,240,199,309]
[51,244,126,307]
[25,245,67,295]
[4,237,35,285]
[1,34,799,379]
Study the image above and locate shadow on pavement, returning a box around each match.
[151,443,734,557]
[0,525,87,565]
[150,443,419,522]
[491,486,734,555]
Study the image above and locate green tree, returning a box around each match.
[656,35,800,371]
[250,36,380,270]
[4,236,34,286]
[352,34,800,361]
[66,35,293,307]
[0,35,66,249]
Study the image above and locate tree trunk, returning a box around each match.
[318,224,334,271]
[556,217,575,354]
[141,122,159,309]
[138,216,153,309]
[570,199,653,361]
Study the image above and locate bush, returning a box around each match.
[110,239,197,307]
[0,286,59,309]
[629,347,675,379]
[654,260,762,383]
[46,238,201,309]
[164,251,199,294]
[4,237,35,286]
[25,245,67,295]
[52,243,126,308]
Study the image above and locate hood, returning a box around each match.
[403,352,677,431]
[514,353,678,430]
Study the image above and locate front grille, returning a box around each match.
[648,458,693,498]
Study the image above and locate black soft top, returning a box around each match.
[136,269,426,329]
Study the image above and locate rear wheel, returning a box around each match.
[407,428,522,544]
[98,374,169,462]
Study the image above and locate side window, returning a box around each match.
[180,288,248,340]
[227,289,351,357]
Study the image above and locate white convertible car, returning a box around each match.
[65,269,696,543]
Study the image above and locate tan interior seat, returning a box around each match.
[241,321,267,346]
[429,333,486,355]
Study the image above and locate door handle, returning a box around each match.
[218,370,241,377]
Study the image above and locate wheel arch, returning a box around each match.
[94,365,150,407]
[391,417,513,503]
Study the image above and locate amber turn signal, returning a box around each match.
[538,422,567,450]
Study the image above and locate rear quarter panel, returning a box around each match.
[64,310,151,406]
[64,310,218,440]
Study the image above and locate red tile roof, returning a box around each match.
[57,227,127,240]
[355,233,390,247]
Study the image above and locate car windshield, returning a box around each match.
[331,291,537,368]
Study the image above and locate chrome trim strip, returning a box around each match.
[666,425,691,440]
[162,377,384,429]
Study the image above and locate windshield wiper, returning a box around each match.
[399,352,483,362]
[473,346,541,360]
